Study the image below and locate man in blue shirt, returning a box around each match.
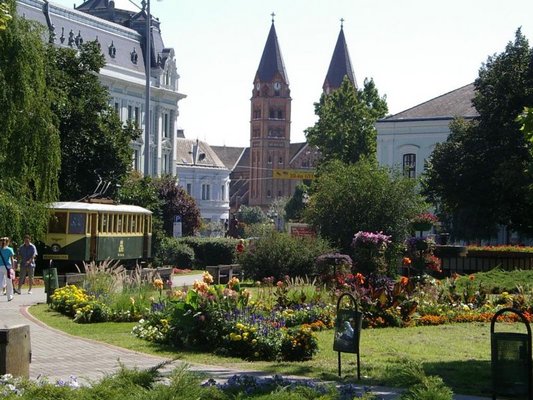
[17,235,38,294]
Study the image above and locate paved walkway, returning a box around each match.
[0,277,489,399]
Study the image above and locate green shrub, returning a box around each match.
[178,237,237,267]
[400,376,453,400]
[155,237,195,268]
[239,231,334,280]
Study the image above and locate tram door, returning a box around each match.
[89,213,98,260]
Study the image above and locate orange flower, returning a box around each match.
[400,276,409,286]
[402,257,412,266]
[469,274,475,281]
[153,278,164,290]
[355,273,365,285]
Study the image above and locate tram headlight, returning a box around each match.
[51,244,61,253]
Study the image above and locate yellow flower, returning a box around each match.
[202,271,214,284]
[228,277,240,289]
[153,279,164,290]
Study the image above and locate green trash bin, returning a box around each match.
[333,293,363,379]
[491,308,532,400]
[43,267,58,303]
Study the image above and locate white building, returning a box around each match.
[17,0,185,177]
[376,83,477,177]
[176,137,230,232]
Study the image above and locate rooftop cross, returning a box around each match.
[340,18,344,29]
[271,12,275,23]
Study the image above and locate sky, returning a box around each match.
[53,0,533,147]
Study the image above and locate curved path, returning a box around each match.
[0,278,488,399]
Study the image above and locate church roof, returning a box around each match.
[383,83,478,121]
[256,22,288,83]
[323,26,357,91]
[211,145,246,171]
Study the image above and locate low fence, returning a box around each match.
[440,251,533,275]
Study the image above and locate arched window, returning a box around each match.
[403,153,416,178]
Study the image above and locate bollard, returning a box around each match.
[0,325,31,378]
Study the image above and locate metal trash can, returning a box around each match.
[333,293,363,379]
[43,267,58,303]
[491,307,532,399]
[0,325,31,378]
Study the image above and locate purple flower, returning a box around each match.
[352,231,391,248]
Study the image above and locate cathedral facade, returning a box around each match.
[221,19,357,213]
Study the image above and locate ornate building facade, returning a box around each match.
[17,0,185,177]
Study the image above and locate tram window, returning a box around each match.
[49,212,67,233]
[117,214,123,233]
[124,215,130,233]
[101,214,108,233]
[131,216,137,233]
[68,213,86,234]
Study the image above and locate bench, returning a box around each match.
[205,264,242,284]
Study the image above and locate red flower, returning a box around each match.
[402,257,412,266]
[400,276,409,286]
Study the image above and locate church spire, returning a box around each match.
[255,15,288,84]
[323,20,357,93]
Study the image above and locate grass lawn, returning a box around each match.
[29,304,525,396]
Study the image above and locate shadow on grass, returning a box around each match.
[423,359,492,397]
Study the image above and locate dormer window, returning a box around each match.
[131,48,138,64]
[109,41,116,58]
[68,30,75,47]
[75,31,83,48]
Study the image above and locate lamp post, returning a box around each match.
[143,0,151,176]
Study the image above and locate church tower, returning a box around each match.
[249,15,292,208]
[323,20,357,94]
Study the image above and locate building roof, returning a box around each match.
[255,22,288,83]
[289,142,308,161]
[323,26,357,91]
[210,145,246,171]
[19,0,146,77]
[383,83,478,121]
[176,138,228,169]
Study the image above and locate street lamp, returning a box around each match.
[143,0,151,177]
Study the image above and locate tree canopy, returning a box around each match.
[423,29,533,240]
[305,159,426,255]
[0,1,12,31]
[305,76,388,164]
[0,0,61,240]
[152,175,201,237]
[48,41,140,201]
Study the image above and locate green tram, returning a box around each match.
[42,202,152,265]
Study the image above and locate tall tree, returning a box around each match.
[153,175,201,237]
[0,0,61,240]
[423,29,533,239]
[305,76,388,164]
[305,158,426,254]
[48,41,139,201]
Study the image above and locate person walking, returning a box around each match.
[17,235,38,294]
[0,237,15,301]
